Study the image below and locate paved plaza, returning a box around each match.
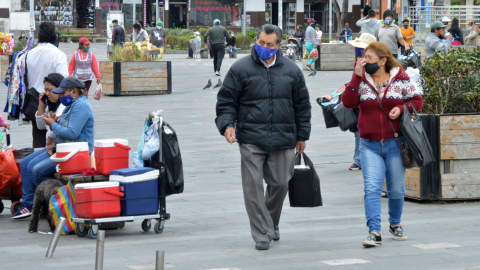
[1,43,480,270]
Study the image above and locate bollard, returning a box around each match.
[95,230,105,270]
[156,250,165,270]
[46,217,67,257]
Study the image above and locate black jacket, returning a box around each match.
[112,25,125,45]
[227,36,236,47]
[215,47,311,150]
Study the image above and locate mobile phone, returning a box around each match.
[40,94,48,105]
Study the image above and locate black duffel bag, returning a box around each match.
[288,153,322,207]
[332,103,358,131]
[399,104,434,167]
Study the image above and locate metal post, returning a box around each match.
[156,0,159,24]
[243,0,246,35]
[95,230,105,270]
[133,0,136,26]
[278,0,282,30]
[45,217,66,257]
[29,0,34,38]
[329,0,332,41]
[156,250,165,270]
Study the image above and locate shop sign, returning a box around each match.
[194,0,232,12]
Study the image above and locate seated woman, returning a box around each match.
[12,73,65,219]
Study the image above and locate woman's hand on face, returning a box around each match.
[389,106,401,120]
[39,92,47,108]
[355,58,366,77]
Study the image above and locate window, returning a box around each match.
[189,0,244,27]
[124,0,144,26]
[100,0,122,26]
[370,0,380,10]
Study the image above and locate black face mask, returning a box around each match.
[438,34,444,39]
[365,62,381,75]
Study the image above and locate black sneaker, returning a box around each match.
[349,163,361,171]
[362,233,382,247]
[389,225,408,240]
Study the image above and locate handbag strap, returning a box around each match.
[371,83,404,150]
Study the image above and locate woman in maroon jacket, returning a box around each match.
[342,42,423,248]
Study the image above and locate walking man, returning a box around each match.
[149,20,167,60]
[111,19,125,47]
[204,19,230,76]
[356,9,381,36]
[215,24,312,250]
[400,19,415,54]
[375,10,410,58]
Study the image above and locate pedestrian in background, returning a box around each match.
[305,19,318,71]
[111,19,125,48]
[216,24,311,251]
[339,23,353,42]
[19,31,27,41]
[187,31,201,59]
[24,22,68,148]
[132,23,149,42]
[55,29,61,47]
[448,18,464,46]
[226,31,237,57]
[204,19,230,76]
[68,37,101,98]
[149,20,167,60]
[293,24,305,59]
[400,19,415,54]
[375,9,410,58]
[316,25,323,44]
[465,22,480,46]
[425,21,452,58]
[342,41,423,247]
[357,9,381,36]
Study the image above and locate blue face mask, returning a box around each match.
[60,95,74,106]
[355,47,365,58]
[385,18,393,25]
[83,47,90,52]
[470,26,473,31]
[254,43,277,61]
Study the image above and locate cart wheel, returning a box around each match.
[76,225,87,237]
[88,228,98,239]
[154,221,164,234]
[11,201,22,215]
[142,219,151,232]
[0,201,4,214]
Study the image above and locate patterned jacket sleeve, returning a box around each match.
[396,71,423,114]
[342,73,362,109]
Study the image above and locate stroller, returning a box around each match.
[285,38,301,61]
[398,47,422,69]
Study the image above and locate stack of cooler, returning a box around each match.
[110,168,159,216]
[75,182,124,219]
[94,139,130,175]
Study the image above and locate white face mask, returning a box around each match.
[157,25,162,29]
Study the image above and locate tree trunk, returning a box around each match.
[335,0,349,36]
[333,0,341,36]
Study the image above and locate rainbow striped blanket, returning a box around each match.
[48,181,77,235]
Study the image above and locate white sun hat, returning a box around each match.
[442,16,452,22]
[348,33,377,48]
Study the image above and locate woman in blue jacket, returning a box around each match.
[42,77,95,153]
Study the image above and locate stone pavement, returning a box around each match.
[1,43,480,270]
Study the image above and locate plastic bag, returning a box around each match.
[0,149,21,190]
[332,103,358,131]
[161,122,184,195]
[132,152,144,167]
[288,153,322,207]
[309,49,318,59]
[94,83,102,100]
[142,124,160,159]
[138,118,152,159]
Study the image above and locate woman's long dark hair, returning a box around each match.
[449,18,464,45]
[296,24,304,33]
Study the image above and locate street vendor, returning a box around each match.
[425,21,452,58]
[149,20,167,60]
[68,37,101,98]
[133,23,149,42]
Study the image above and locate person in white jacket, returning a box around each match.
[356,9,381,36]
[132,23,149,42]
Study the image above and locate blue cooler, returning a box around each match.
[110,168,160,216]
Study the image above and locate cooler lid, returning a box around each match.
[56,142,89,153]
[94,139,129,147]
[110,168,155,177]
[75,182,119,189]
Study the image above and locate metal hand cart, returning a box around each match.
[72,114,171,239]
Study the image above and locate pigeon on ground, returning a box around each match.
[308,69,317,77]
[203,79,212,90]
[213,78,222,89]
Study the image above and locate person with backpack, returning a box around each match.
[68,37,101,98]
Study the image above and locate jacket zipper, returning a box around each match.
[267,68,272,149]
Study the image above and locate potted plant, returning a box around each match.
[404,47,480,200]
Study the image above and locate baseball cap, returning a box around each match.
[156,20,163,26]
[441,16,452,22]
[307,19,316,23]
[213,19,220,24]
[53,77,86,94]
[431,21,447,29]
[79,37,91,44]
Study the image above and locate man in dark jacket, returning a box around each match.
[226,31,237,57]
[204,19,230,76]
[215,24,311,251]
[111,19,125,47]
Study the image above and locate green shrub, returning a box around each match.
[170,28,182,36]
[110,45,123,61]
[145,27,153,33]
[166,35,178,49]
[13,39,27,53]
[420,47,480,114]
[235,34,251,50]
[321,37,330,43]
[180,29,194,37]
[177,37,190,50]
[282,33,288,40]
[199,27,209,38]
[246,27,258,41]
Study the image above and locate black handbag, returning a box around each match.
[288,153,322,207]
[399,104,434,167]
[20,53,39,122]
[332,103,358,131]
[316,96,341,128]
[372,89,417,168]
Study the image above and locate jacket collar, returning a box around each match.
[364,67,401,88]
[250,45,284,68]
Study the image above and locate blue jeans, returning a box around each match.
[360,137,406,234]
[226,46,237,56]
[353,130,361,167]
[20,149,57,208]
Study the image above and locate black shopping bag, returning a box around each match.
[332,103,358,131]
[316,97,341,128]
[288,153,322,207]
